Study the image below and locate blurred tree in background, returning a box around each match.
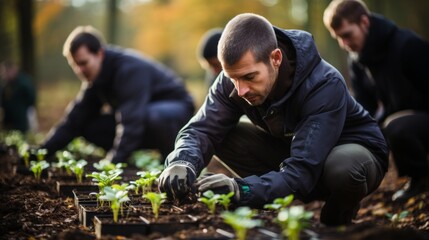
[0,0,428,132]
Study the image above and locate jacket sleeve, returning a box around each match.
[165,75,243,173]
[42,84,102,157]
[240,77,348,208]
[401,37,429,92]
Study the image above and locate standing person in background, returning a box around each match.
[197,28,223,90]
[41,26,195,164]
[0,61,37,133]
[323,0,429,203]
[159,13,388,226]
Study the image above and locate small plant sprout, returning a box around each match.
[99,186,130,223]
[86,170,123,206]
[198,190,220,214]
[21,147,31,168]
[277,205,313,240]
[221,206,262,240]
[36,148,48,162]
[70,159,88,183]
[93,159,127,173]
[130,170,161,195]
[54,151,75,175]
[130,150,163,170]
[264,194,294,212]
[3,130,25,149]
[30,160,50,182]
[386,210,409,227]
[143,192,166,220]
[218,192,235,211]
[66,137,104,158]
[86,170,123,192]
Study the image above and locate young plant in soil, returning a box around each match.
[93,159,127,173]
[36,148,48,162]
[99,186,130,223]
[70,159,88,183]
[264,194,294,212]
[30,160,50,182]
[130,170,161,195]
[217,192,235,211]
[277,205,313,240]
[2,130,25,150]
[143,191,166,220]
[87,170,123,206]
[21,148,31,168]
[66,137,104,159]
[54,151,75,175]
[221,206,262,240]
[386,210,409,227]
[198,190,220,214]
[130,150,163,171]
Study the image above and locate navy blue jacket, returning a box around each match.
[350,14,429,121]
[43,47,194,163]
[166,28,388,207]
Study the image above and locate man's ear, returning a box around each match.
[271,48,282,67]
[97,48,105,59]
[360,15,370,29]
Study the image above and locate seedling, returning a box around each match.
[277,205,313,240]
[130,170,161,195]
[36,148,48,162]
[99,186,130,223]
[143,192,166,220]
[30,160,50,182]
[221,206,262,240]
[198,190,220,214]
[386,210,409,227]
[3,130,25,149]
[70,159,88,183]
[66,137,104,158]
[93,159,127,173]
[264,194,294,211]
[130,150,163,171]
[21,148,31,168]
[87,170,123,206]
[86,170,123,192]
[218,192,235,210]
[54,151,75,175]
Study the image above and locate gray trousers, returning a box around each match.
[214,121,385,225]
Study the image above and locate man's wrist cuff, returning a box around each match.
[169,160,197,175]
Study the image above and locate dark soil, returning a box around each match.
[0,154,428,240]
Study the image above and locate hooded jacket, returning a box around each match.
[166,27,388,207]
[349,14,429,121]
[43,47,194,163]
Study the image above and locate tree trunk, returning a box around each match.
[16,0,35,81]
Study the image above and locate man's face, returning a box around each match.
[330,18,369,53]
[223,50,280,106]
[70,45,104,83]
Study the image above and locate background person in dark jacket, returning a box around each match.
[158,13,388,226]
[41,26,195,164]
[323,0,429,203]
[0,61,36,133]
[197,28,223,90]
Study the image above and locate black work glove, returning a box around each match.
[196,173,240,202]
[158,161,197,200]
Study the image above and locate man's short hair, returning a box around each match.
[323,0,370,31]
[62,26,105,60]
[218,13,277,66]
